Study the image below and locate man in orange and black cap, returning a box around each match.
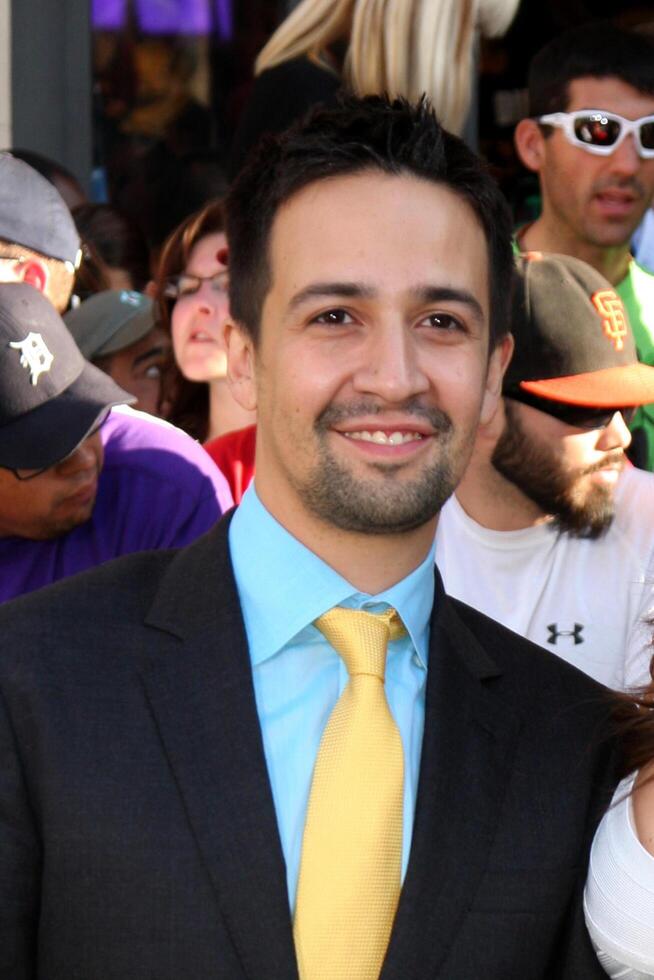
[436,252,654,691]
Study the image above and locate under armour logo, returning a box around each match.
[9,332,54,385]
[590,289,628,352]
[547,623,584,646]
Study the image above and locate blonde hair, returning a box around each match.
[256,0,519,134]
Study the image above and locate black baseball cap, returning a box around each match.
[0,153,81,268]
[64,290,156,359]
[505,253,654,407]
[0,283,134,471]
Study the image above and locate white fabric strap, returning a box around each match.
[584,775,654,978]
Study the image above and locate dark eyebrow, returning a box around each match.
[413,286,485,325]
[287,282,377,312]
[132,345,168,368]
[287,281,486,323]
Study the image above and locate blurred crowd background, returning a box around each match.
[5,0,653,256]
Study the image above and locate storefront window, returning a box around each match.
[91,0,284,251]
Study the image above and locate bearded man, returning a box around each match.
[436,252,654,690]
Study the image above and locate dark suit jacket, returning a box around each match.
[0,513,617,979]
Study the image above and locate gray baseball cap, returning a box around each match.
[0,153,81,268]
[64,290,156,359]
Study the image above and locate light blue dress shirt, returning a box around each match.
[229,485,434,910]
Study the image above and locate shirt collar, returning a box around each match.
[228,485,434,668]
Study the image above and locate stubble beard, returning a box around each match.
[491,402,620,539]
[294,400,460,535]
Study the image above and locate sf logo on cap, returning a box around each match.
[9,332,54,385]
[590,290,628,352]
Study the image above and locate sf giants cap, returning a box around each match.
[0,153,82,268]
[0,283,134,471]
[64,290,155,359]
[505,252,654,407]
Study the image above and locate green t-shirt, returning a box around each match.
[617,261,654,470]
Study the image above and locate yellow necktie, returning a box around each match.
[294,606,406,980]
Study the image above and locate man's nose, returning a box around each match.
[608,135,641,177]
[56,438,98,475]
[596,411,632,451]
[352,324,430,403]
[191,281,220,315]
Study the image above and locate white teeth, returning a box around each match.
[344,430,424,445]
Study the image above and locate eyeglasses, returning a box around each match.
[538,110,654,158]
[163,270,229,300]
[507,390,637,430]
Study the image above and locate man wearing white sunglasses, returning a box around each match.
[514,23,654,469]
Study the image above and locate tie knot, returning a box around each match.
[314,606,406,680]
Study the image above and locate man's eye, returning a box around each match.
[313,309,355,325]
[421,312,463,331]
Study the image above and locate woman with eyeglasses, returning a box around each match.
[584,678,654,977]
[154,199,256,442]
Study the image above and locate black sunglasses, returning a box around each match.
[506,389,637,430]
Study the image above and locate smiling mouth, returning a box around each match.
[342,430,425,445]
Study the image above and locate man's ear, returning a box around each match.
[224,319,257,412]
[514,118,546,173]
[480,333,514,427]
[21,260,48,294]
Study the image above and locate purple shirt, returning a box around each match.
[0,406,233,603]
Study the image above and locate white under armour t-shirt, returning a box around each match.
[435,465,654,690]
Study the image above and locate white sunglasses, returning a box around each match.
[538,109,654,158]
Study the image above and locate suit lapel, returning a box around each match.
[139,524,521,980]
[140,515,298,980]
[382,580,522,980]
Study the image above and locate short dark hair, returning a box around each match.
[226,94,513,348]
[73,204,150,292]
[528,23,654,118]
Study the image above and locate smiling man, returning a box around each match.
[0,96,617,980]
[225,165,499,580]
[514,23,654,468]
[436,252,654,691]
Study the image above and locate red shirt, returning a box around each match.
[204,424,256,504]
